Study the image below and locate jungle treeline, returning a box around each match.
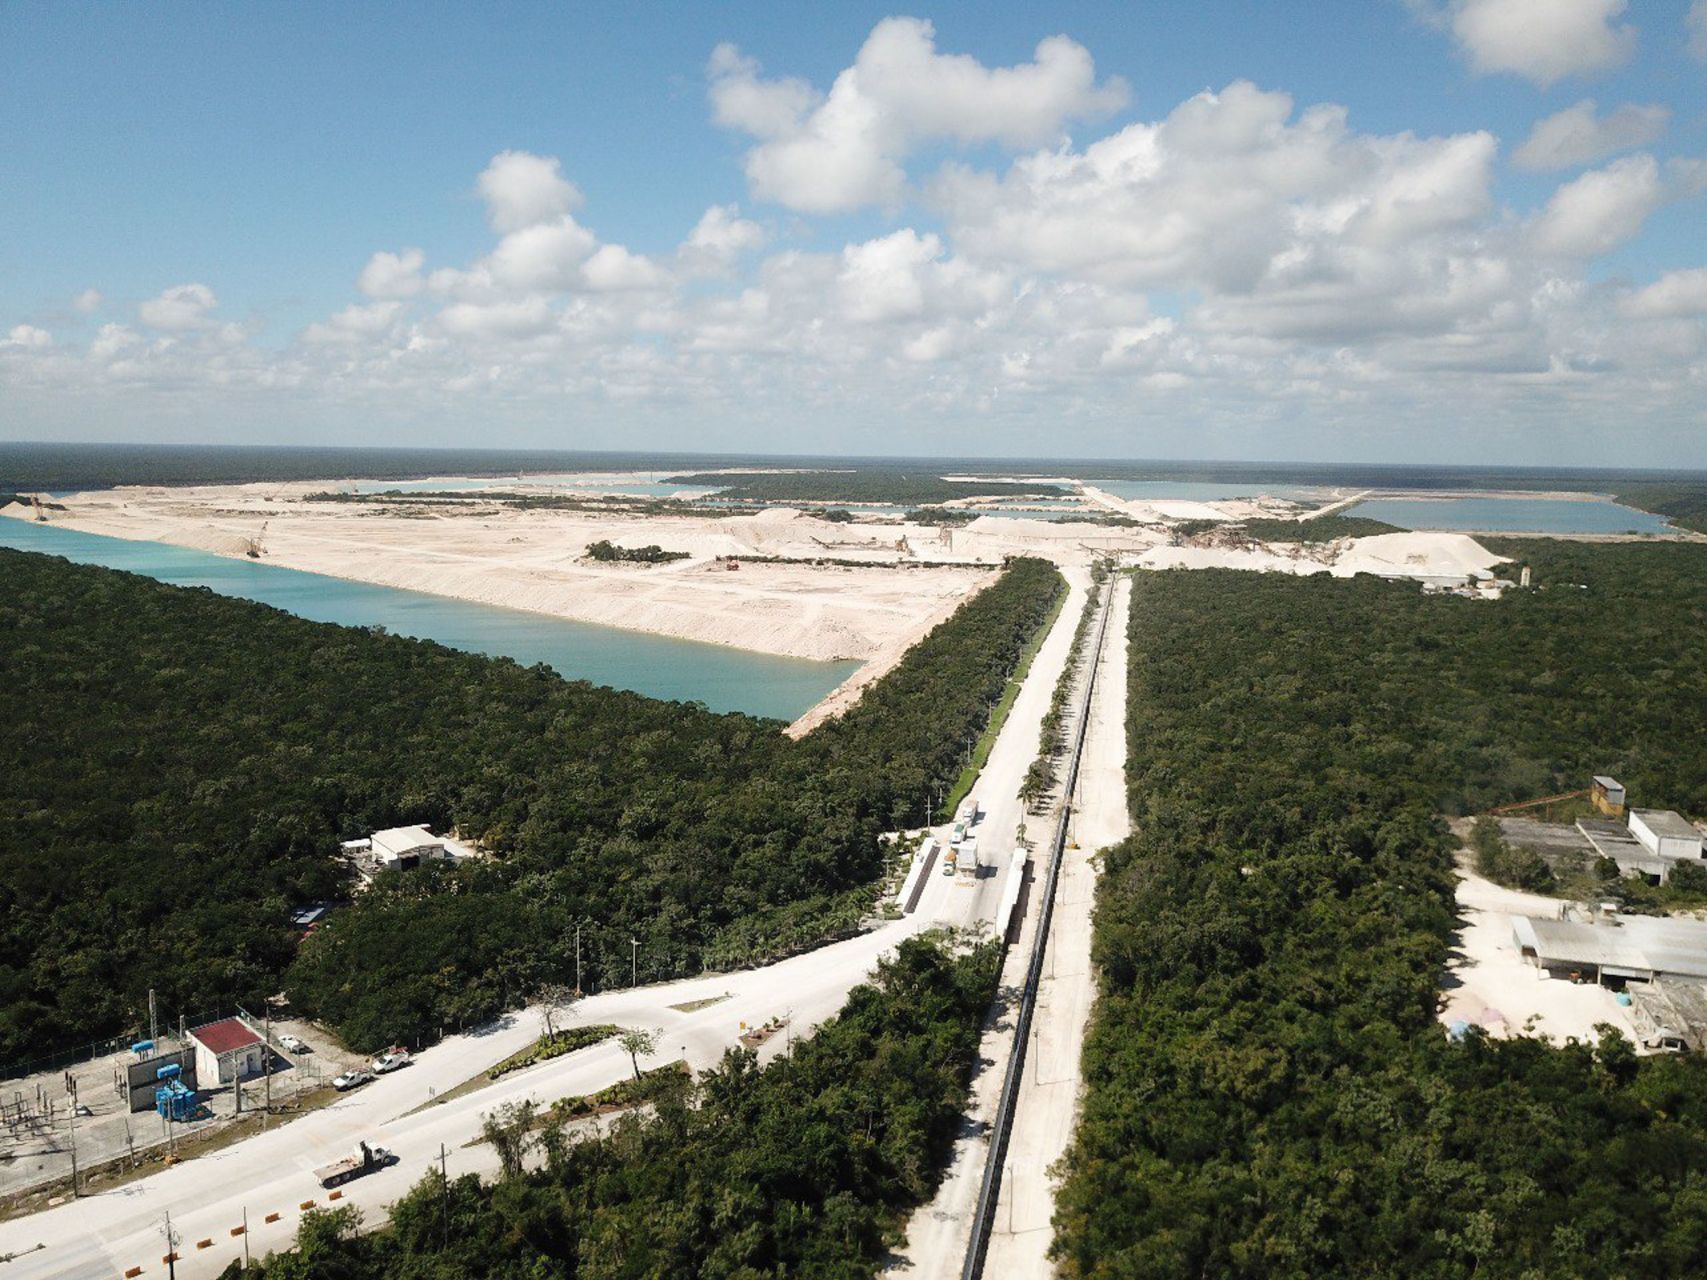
[226,936,996,1280]
[665,469,1068,504]
[0,549,1061,1060]
[1054,541,1707,1278]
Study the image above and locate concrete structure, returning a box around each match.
[1577,818,1673,882]
[369,825,447,871]
[1512,914,1707,986]
[1629,810,1703,862]
[1591,775,1626,817]
[187,1018,265,1086]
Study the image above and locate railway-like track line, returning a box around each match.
[961,577,1116,1279]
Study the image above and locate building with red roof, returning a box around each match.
[187,1016,265,1085]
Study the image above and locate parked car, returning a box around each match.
[370,1047,411,1074]
[279,1034,310,1054]
[332,1069,373,1092]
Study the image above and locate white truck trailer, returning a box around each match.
[956,836,980,881]
[315,1140,397,1188]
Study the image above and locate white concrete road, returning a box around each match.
[886,567,1110,1280]
[983,574,1131,1278]
[0,568,1092,1280]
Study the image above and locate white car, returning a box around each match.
[279,1034,310,1054]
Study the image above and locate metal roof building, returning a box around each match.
[1630,810,1704,862]
[1512,915,1707,984]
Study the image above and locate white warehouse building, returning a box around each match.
[1629,810,1704,863]
[370,825,449,871]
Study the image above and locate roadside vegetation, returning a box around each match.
[665,469,1069,504]
[0,549,1060,1060]
[943,566,1069,817]
[1020,563,1108,812]
[225,937,998,1280]
[1055,541,1707,1277]
[582,539,689,563]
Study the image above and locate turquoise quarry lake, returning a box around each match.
[1352,497,1671,534]
[0,520,858,720]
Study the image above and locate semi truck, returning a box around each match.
[956,837,980,881]
[315,1140,397,1188]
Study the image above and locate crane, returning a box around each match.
[244,521,269,559]
[31,494,48,522]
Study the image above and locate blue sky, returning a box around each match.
[3,1,1706,463]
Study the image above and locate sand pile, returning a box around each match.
[1139,530,1506,583]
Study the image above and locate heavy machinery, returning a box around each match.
[315,1140,397,1188]
[243,521,268,559]
[31,494,47,522]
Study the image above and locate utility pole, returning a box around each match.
[264,1005,272,1127]
[243,1207,250,1266]
[575,923,582,996]
[67,1090,78,1197]
[162,1209,180,1280]
[149,988,158,1046]
[630,938,639,989]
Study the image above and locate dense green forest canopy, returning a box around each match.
[1614,484,1707,534]
[228,936,996,1280]
[1055,541,1707,1278]
[0,550,1061,1060]
[1240,513,1403,540]
[665,470,1069,504]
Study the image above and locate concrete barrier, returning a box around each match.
[264,1211,281,1224]
[196,1238,213,1250]
[124,1267,143,1278]
[299,1199,315,1211]
[328,1189,343,1200]
[230,1225,247,1237]
[898,838,939,914]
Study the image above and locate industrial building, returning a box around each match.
[370,825,448,870]
[1573,805,1704,885]
[187,1017,266,1085]
[1591,775,1626,817]
[1511,914,1707,986]
[1629,810,1704,862]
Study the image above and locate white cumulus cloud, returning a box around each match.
[1621,267,1707,319]
[358,248,426,299]
[2,324,52,349]
[710,17,1125,213]
[1530,154,1704,257]
[679,204,766,275]
[476,151,582,233]
[71,289,103,314]
[1446,0,1636,87]
[139,283,218,330]
[1513,99,1669,171]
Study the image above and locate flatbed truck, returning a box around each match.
[315,1140,397,1188]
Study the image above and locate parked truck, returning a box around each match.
[941,844,959,876]
[315,1140,397,1188]
[957,837,980,881]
